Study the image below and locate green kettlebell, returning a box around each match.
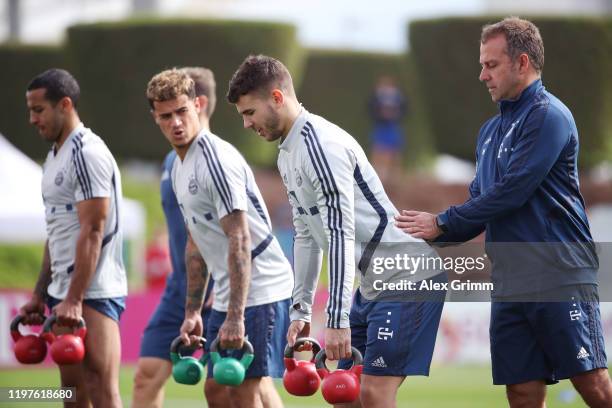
[170,336,208,385]
[209,336,254,386]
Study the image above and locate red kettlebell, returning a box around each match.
[315,346,363,404]
[283,337,322,396]
[41,315,87,365]
[10,314,47,364]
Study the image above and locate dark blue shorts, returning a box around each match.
[490,299,608,385]
[139,298,212,360]
[338,273,446,376]
[205,298,290,379]
[47,296,125,322]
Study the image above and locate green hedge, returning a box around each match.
[298,49,433,167]
[65,18,303,166]
[0,45,68,158]
[409,17,612,167]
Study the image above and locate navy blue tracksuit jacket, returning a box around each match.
[437,79,598,296]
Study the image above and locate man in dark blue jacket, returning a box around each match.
[396,17,612,407]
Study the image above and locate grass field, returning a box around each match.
[0,364,587,407]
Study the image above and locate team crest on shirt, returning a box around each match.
[54,171,64,186]
[188,175,198,195]
[294,168,302,187]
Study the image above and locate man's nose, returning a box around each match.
[243,117,252,129]
[479,67,489,82]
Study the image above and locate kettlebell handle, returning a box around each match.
[209,336,254,355]
[283,337,321,360]
[42,315,86,334]
[10,314,46,333]
[314,347,363,371]
[170,336,206,356]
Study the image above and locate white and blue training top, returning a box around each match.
[172,130,294,312]
[42,123,127,300]
[278,109,442,329]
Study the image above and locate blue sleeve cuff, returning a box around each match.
[438,211,451,232]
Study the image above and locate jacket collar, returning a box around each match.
[499,79,543,115]
[279,108,308,153]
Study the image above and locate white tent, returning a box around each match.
[0,133,145,243]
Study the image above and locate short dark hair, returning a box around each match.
[481,17,545,74]
[227,54,294,103]
[181,67,217,117]
[27,68,80,107]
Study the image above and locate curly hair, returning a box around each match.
[146,68,195,109]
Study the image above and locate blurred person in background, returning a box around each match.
[368,75,408,188]
[131,67,228,408]
[143,228,172,290]
[21,68,127,408]
[147,67,293,408]
[396,17,612,408]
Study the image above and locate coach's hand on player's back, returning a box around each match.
[53,298,82,327]
[395,210,441,240]
[180,312,203,347]
[325,328,351,360]
[19,295,46,325]
[219,317,245,350]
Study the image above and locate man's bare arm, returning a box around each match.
[185,231,209,314]
[34,241,52,300]
[219,210,250,322]
[217,210,250,349]
[52,197,108,326]
[66,198,108,303]
[20,241,53,324]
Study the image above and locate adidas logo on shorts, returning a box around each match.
[577,347,590,360]
[371,356,387,368]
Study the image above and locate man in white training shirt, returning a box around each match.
[146,68,292,408]
[228,55,447,408]
[20,68,127,408]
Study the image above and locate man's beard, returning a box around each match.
[264,107,283,140]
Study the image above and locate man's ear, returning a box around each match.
[518,53,531,74]
[59,96,73,112]
[150,108,159,124]
[271,89,284,107]
[196,95,208,115]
